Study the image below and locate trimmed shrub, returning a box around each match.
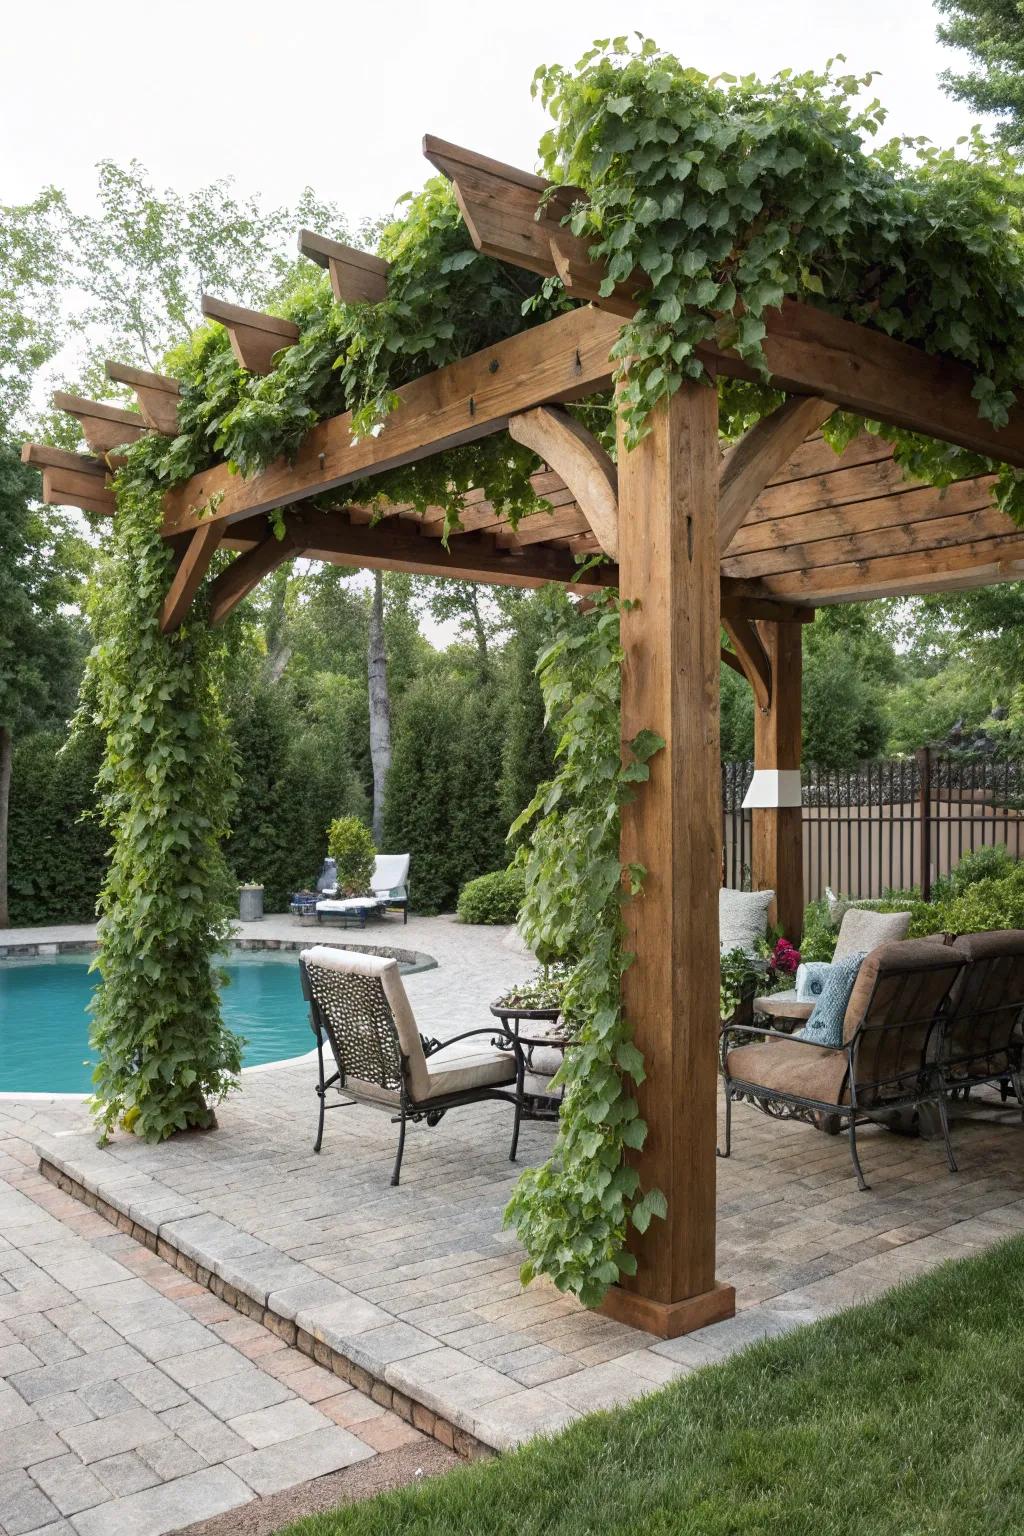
[7,726,107,925]
[457,866,525,925]
[327,815,376,894]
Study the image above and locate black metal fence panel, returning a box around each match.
[721,752,1024,902]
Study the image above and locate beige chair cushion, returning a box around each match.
[422,1041,516,1101]
[835,907,911,960]
[720,887,774,955]
[726,1037,849,1105]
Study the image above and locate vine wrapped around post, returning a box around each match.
[84,468,241,1142]
[504,592,666,1306]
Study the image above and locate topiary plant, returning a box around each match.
[457,866,525,924]
[326,816,376,896]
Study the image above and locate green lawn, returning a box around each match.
[278,1234,1024,1536]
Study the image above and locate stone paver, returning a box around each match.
[7,914,1024,1463]
[0,1098,424,1536]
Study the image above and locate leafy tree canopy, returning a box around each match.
[937,0,1024,153]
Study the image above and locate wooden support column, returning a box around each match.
[600,380,735,1339]
[750,621,804,941]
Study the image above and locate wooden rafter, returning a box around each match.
[201,296,300,375]
[719,396,835,550]
[105,361,181,435]
[51,392,146,457]
[160,523,224,633]
[161,306,622,537]
[426,137,1024,466]
[207,529,302,627]
[298,231,390,304]
[507,406,618,559]
[730,531,1024,604]
[21,443,115,517]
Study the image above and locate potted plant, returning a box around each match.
[326,816,376,896]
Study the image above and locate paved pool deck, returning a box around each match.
[4,913,1024,1533]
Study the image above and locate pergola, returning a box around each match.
[26,136,1024,1340]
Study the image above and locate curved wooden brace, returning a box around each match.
[721,616,772,713]
[206,526,302,626]
[507,406,618,559]
[718,395,835,550]
[160,522,223,633]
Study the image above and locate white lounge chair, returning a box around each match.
[299,945,522,1183]
[316,853,411,927]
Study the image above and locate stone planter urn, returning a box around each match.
[239,884,264,921]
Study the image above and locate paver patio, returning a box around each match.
[5,914,1024,1484]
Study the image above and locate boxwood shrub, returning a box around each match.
[456,867,525,925]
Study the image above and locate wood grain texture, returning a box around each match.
[719,396,834,549]
[508,406,619,558]
[207,530,300,626]
[721,617,771,712]
[427,139,1024,464]
[160,522,223,633]
[618,380,724,1311]
[751,621,804,942]
[162,306,622,536]
[105,361,181,434]
[299,231,390,304]
[730,531,1024,603]
[201,296,300,375]
[51,392,147,456]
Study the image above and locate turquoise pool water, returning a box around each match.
[0,951,321,1094]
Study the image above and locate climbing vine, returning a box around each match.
[504,593,665,1305]
[84,466,241,1142]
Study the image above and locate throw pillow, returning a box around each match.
[795,951,866,1048]
[719,888,774,956]
[835,907,911,960]
[795,961,833,1001]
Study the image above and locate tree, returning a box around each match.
[936,0,1024,153]
[367,571,391,844]
[0,451,87,924]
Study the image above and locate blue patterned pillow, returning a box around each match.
[794,951,866,1048]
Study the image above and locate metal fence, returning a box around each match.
[722,750,1024,902]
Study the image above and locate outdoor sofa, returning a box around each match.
[720,929,1024,1189]
[299,944,523,1185]
[756,906,913,1027]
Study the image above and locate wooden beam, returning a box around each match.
[751,622,804,942]
[729,531,1024,604]
[720,647,746,681]
[200,296,300,375]
[105,361,181,435]
[495,504,591,548]
[721,617,771,713]
[730,475,998,558]
[723,500,1014,582]
[719,586,815,624]
[601,379,735,1338]
[160,522,224,633]
[763,430,893,486]
[162,306,622,537]
[51,392,146,457]
[298,231,389,305]
[508,406,619,558]
[719,397,834,549]
[426,138,1024,465]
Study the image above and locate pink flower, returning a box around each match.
[772,938,801,975]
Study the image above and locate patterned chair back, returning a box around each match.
[299,945,431,1100]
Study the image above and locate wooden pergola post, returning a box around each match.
[750,621,804,942]
[600,380,736,1338]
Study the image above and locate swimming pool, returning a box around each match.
[0,948,421,1095]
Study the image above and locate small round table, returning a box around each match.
[489,1003,569,1125]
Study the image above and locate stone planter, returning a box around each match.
[239,885,264,921]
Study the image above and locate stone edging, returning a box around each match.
[1,937,437,976]
[39,1158,491,1463]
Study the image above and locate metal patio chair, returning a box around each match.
[298,945,523,1185]
[938,929,1024,1123]
[719,940,966,1191]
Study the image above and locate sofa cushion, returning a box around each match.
[726,1037,849,1105]
[795,961,832,1001]
[720,888,774,956]
[835,907,911,960]
[796,951,866,1047]
[420,1042,517,1102]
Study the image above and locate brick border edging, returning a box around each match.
[39,1158,492,1463]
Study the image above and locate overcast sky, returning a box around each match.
[5,0,979,225]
